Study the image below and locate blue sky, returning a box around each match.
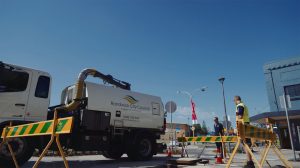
[1,0,299,130]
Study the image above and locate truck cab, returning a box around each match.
[0,62,51,124]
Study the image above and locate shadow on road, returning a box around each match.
[23,156,168,168]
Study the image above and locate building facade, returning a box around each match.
[250,57,300,150]
[160,123,189,144]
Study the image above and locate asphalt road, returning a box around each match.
[23,155,167,168]
[22,144,300,168]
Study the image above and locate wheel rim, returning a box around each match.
[138,138,152,157]
[0,138,25,157]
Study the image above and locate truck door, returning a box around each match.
[25,75,51,122]
[0,67,32,122]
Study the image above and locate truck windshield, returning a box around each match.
[0,68,29,92]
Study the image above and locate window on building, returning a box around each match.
[284,84,300,101]
[35,76,50,98]
[0,69,29,92]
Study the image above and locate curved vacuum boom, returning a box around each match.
[56,68,131,112]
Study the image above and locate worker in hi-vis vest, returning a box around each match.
[234,96,254,168]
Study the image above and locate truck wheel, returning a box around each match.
[0,137,34,168]
[127,134,154,161]
[102,150,123,159]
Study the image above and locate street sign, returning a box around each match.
[165,101,177,113]
[165,101,177,152]
[191,126,195,137]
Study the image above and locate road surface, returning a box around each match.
[23,144,299,168]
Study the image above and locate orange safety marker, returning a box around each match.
[215,148,224,164]
[167,147,172,157]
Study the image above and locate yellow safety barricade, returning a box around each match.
[226,118,293,168]
[178,135,236,158]
[178,118,293,167]
[178,136,237,143]
[1,117,73,138]
[0,111,73,168]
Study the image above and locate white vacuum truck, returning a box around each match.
[0,61,166,167]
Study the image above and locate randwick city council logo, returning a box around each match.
[123,95,138,105]
[111,95,149,111]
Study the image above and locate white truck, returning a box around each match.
[0,61,166,167]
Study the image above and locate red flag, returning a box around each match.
[191,100,198,124]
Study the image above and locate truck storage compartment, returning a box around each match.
[81,110,111,131]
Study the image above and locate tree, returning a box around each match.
[201,120,208,135]
[193,124,202,136]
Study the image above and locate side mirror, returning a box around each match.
[0,62,15,71]
[0,61,4,70]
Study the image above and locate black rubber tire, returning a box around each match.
[127,134,154,161]
[102,150,123,160]
[0,137,34,168]
[102,150,111,158]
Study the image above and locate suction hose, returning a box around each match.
[56,69,98,112]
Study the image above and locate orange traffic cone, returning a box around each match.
[167,147,172,157]
[215,148,223,164]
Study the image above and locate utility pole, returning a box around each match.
[218,77,229,135]
[188,117,190,137]
[282,95,296,161]
[177,87,207,136]
[218,77,231,152]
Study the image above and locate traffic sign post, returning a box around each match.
[165,101,177,154]
[281,94,296,161]
[191,126,195,137]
